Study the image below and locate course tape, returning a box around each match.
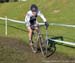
[0,17,75,28]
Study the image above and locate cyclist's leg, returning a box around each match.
[27,26,33,46]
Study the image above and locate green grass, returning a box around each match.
[0,0,75,57]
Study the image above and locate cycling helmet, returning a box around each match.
[30,4,38,12]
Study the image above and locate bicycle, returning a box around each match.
[31,25,56,57]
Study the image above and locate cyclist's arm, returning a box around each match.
[38,11,47,22]
[25,12,30,26]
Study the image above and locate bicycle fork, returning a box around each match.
[46,28,49,54]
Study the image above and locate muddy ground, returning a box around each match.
[0,37,75,63]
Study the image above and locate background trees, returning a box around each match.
[0,0,18,3]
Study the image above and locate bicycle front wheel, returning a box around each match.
[38,35,46,57]
[44,39,56,57]
[32,31,38,53]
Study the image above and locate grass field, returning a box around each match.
[0,0,75,59]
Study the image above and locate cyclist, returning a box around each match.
[25,4,49,52]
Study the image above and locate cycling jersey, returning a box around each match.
[25,10,47,27]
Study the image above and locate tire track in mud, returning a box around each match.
[0,37,75,63]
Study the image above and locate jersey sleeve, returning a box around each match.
[25,12,30,26]
[38,11,47,22]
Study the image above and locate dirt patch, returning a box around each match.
[0,36,75,63]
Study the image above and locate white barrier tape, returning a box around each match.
[0,17,25,24]
[39,23,75,28]
[50,39,75,46]
[0,17,75,28]
[50,23,75,28]
[8,19,25,24]
[0,17,6,20]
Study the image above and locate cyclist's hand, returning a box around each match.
[45,22,49,29]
